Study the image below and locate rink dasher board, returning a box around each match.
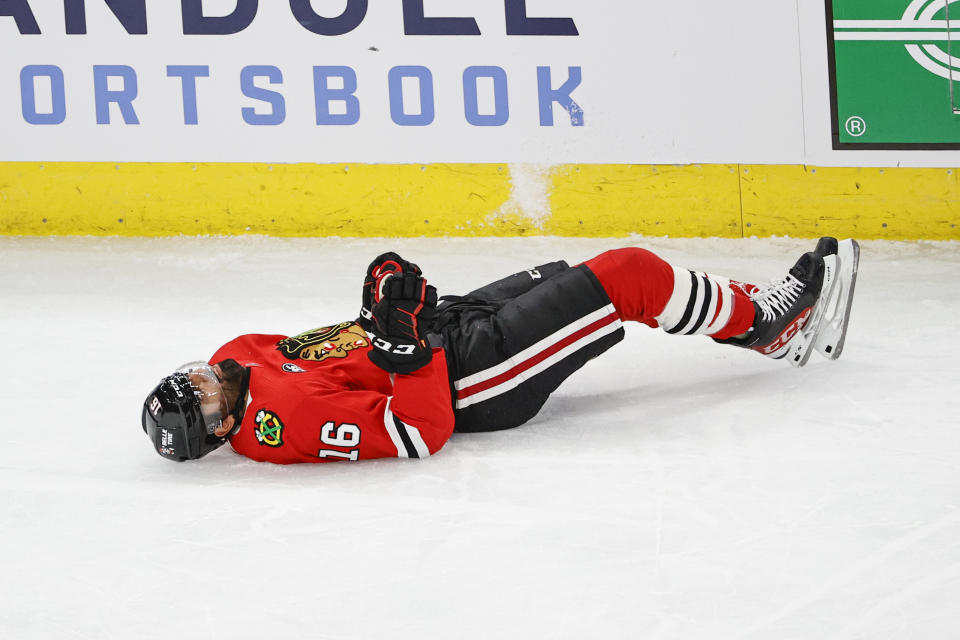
[0,162,956,240]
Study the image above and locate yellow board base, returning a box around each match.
[0,162,956,239]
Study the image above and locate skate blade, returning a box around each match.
[813,239,860,359]
[787,253,840,368]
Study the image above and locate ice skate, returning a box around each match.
[811,238,860,359]
[717,244,838,367]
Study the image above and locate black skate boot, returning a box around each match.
[717,248,837,367]
[814,236,839,258]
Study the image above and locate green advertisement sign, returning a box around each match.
[827,0,960,148]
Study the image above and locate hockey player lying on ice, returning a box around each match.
[142,238,860,463]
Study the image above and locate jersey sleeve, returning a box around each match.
[381,348,455,459]
[246,348,454,464]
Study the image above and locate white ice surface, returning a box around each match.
[1,236,958,640]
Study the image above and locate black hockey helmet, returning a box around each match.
[141,363,234,461]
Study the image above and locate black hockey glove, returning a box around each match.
[367,272,438,375]
[359,252,422,332]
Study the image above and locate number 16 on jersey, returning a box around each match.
[318,422,361,461]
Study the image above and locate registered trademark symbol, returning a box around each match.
[845,116,866,137]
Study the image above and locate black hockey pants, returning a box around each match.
[433,261,625,433]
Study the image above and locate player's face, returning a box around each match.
[211,360,244,410]
[187,366,226,413]
[176,362,231,437]
[209,361,245,437]
[184,364,229,426]
[178,360,246,438]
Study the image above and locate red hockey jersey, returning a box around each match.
[208,321,454,464]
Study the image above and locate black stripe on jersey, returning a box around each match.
[665,270,699,334]
[686,275,713,335]
[393,415,420,458]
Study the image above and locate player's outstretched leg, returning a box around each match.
[584,239,859,368]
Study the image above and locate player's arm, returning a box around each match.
[297,353,455,463]
[381,347,455,458]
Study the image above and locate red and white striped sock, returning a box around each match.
[583,248,755,340]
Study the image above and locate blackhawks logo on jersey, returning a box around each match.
[276,321,370,362]
[254,409,285,447]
